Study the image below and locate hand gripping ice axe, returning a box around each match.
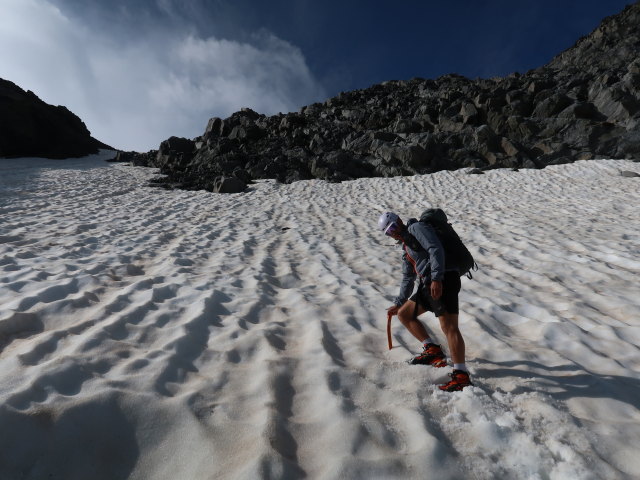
[387,312,393,350]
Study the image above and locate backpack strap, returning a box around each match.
[465,261,479,279]
[401,219,424,252]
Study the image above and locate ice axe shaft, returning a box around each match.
[387,312,393,350]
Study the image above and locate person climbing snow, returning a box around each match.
[378,211,473,392]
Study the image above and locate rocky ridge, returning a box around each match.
[0,79,111,159]
[125,2,640,192]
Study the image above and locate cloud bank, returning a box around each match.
[0,0,326,151]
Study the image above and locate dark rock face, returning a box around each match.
[132,2,640,191]
[212,176,246,193]
[0,79,111,159]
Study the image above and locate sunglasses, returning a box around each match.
[384,221,401,237]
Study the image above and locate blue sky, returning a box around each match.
[0,0,634,151]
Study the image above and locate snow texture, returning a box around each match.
[0,152,639,479]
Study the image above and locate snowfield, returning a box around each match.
[1,151,639,480]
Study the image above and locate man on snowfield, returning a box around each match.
[378,211,472,392]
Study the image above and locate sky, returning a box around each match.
[0,0,635,152]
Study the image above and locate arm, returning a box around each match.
[393,253,416,306]
[409,223,445,281]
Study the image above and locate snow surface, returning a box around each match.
[0,151,639,480]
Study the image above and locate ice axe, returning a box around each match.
[387,312,393,350]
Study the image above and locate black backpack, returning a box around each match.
[408,208,477,279]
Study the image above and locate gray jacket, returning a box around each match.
[393,220,448,306]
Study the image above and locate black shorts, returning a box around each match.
[410,271,461,317]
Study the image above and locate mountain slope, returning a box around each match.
[0,78,112,159]
[132,2,640,192]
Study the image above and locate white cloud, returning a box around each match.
[0,0,326,151]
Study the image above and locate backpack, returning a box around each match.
[409,208,477,279]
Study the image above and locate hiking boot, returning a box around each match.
[438,369,473,392]
[410,343,447,367]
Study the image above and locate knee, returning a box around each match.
[397,306,413,326]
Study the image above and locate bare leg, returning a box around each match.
[439,313,465,364]
[397,300,430,342]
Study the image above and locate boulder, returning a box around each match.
[460,102,479,124]
[392,118,422,133]
[212,176,246,193]
[159,136,195,156]
[376,143,429,169]
[590,85,640,123]
[500,137,520,156]
[107,151,136,163]
[204,117,222,139]
[228,125,265,141]
[532,93,573,118]
[341,132,374,154]
[558,102,601,120]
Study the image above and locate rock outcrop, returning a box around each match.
[131,2,640,191]
[0,78,111,159]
